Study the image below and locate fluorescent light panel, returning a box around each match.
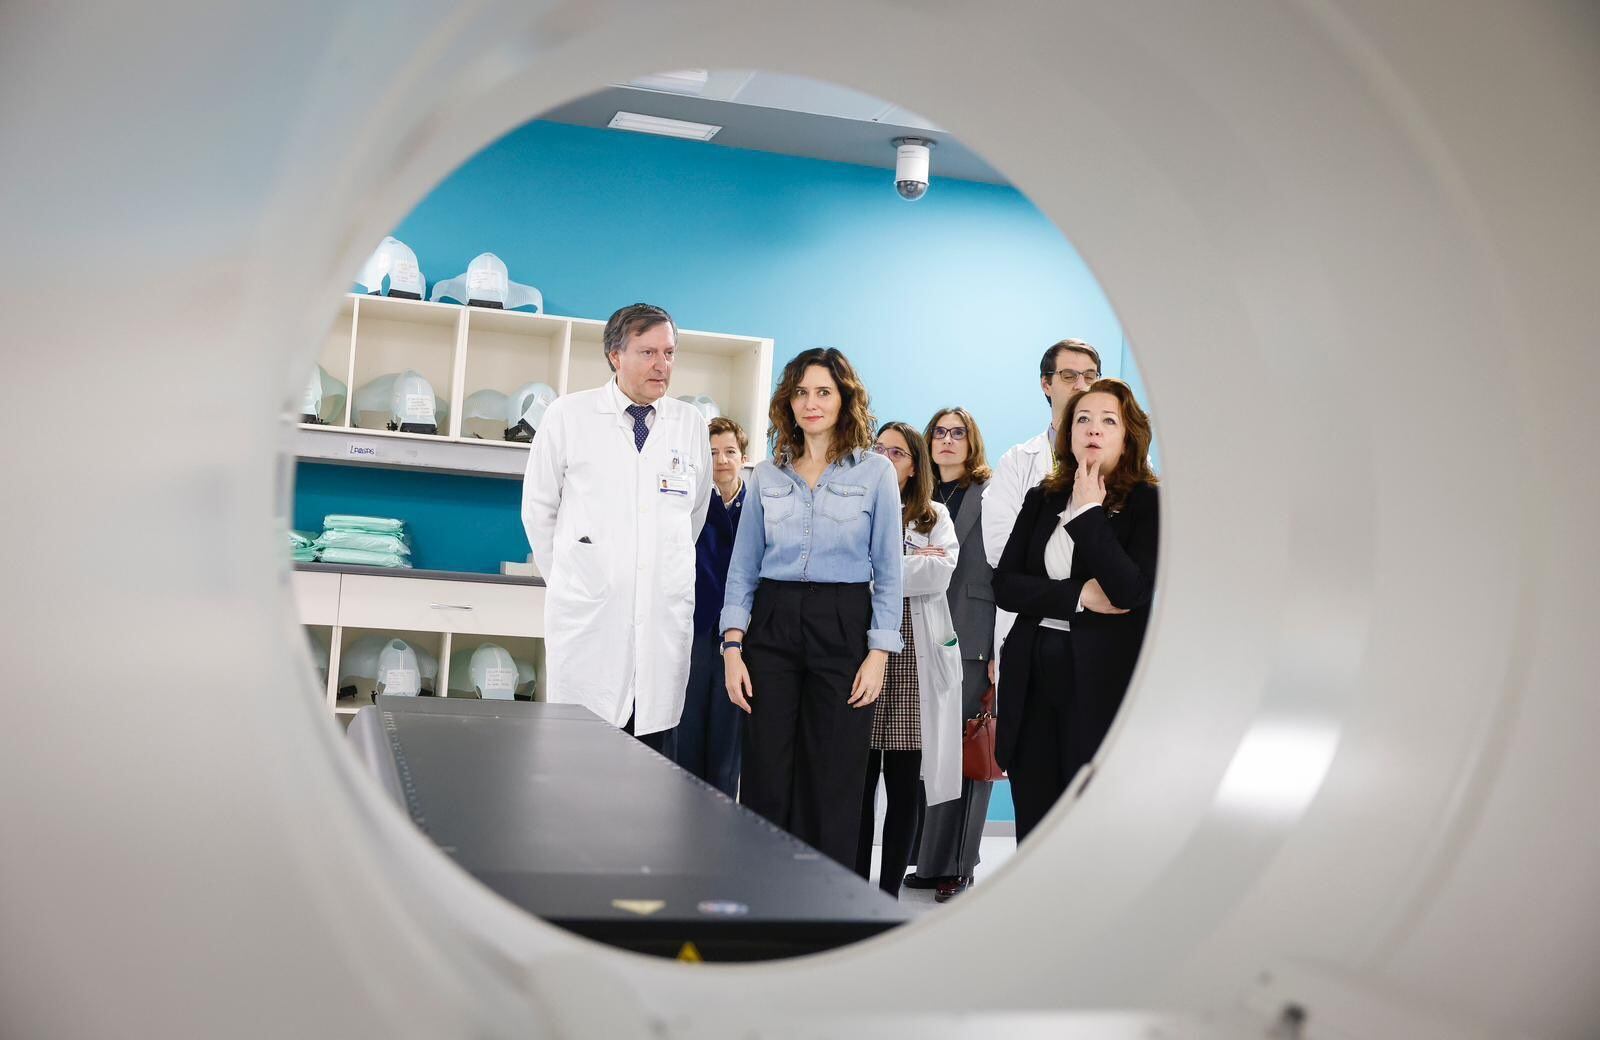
[608,110,722,141]
[626,69,710,95]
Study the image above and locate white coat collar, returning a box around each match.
[1018,428,1053,456]
[600,377,679,423]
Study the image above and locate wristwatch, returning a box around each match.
[720,639,744,654]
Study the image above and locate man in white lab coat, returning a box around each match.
[521,303,712,751]
[981,339,1104,674]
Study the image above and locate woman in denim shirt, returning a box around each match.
[721,348,904,869]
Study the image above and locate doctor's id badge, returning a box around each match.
[659,472,690,496]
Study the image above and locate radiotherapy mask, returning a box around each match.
[430,252,543,312]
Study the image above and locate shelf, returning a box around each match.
[293,294,774,477]
[296,424,530,478]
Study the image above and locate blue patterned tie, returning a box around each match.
[626,403,653,452]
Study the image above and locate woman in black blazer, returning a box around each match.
[992,379,1159,843]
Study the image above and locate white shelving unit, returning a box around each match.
[293,568,546,724]
[295,293,774,479]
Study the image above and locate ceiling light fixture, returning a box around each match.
[625,69,711,95]
[607,111,723,141]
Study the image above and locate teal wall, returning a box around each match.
[298,118,1148,822]
[301,118,1127,579]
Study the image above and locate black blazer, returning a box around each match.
[991,481,1159,771]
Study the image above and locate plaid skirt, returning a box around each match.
[870,599,921,751]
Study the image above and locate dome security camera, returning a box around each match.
[893,137,934,201]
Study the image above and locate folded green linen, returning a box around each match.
[318,547,411,568]
[322,514,406,534]
[314,530,411,556]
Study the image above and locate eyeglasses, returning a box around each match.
[1047,368,1100,384]
[930,426,968,441]
[872,444,913,461]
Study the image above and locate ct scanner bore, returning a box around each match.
[0,2,1595,1038]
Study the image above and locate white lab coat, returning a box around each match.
[904,503,964,806]
[981,429,1053,666]
[520,379,712,735]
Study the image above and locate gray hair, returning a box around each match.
[603,303,677,371]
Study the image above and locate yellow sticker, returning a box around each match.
[676,942,703,963]
[611,899,665,916]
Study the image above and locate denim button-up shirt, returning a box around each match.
[719,449,905,652]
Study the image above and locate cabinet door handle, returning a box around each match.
[429,603,475,611]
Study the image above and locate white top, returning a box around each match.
[1039,499,1100,632]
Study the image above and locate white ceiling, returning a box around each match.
[537,70,1010,186]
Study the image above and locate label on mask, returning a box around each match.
[383,668,419,695]
[467,267,505,298]
[482,667,517,693]
[390,259,421,293]
[403,394,434,422]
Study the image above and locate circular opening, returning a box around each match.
[291,65,1159,964]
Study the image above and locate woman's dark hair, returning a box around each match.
[1041,378,1158,512]
[768,348,875,464]
[877,421,937,535]
[922,406,993,488]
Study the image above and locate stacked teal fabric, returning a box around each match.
[288,530,319,564]
[315,515,412,569]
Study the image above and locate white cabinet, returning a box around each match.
[337,575,542,638]
[292,570,340,625]
[298,568,546,720]
[295,294,774,478]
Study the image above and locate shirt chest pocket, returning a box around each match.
[760,483,797,531]
[819,482,868,524]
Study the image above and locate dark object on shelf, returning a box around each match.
[467,298,504,309]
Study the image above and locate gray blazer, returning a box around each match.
[947,479,997,662]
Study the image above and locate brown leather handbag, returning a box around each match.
[962,684,1006,782]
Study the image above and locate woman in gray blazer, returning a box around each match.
[905,406,997,901]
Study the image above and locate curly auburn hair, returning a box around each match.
[922,405,993,488]
[768,347,875,465]
[876,421,937,535]
[1040,379,1158,512]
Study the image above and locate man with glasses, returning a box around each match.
[981,339,1103,680]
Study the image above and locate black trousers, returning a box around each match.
[741,579,876,870]
[624,711,675,757]
[855,748,923,897]
[674,632,743,798]
[1007,627,1079,844]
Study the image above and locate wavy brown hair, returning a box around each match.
[1041,379,1158,512]
[877,421,937,535]
[922,406,993,488]
[768,348,875,465]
